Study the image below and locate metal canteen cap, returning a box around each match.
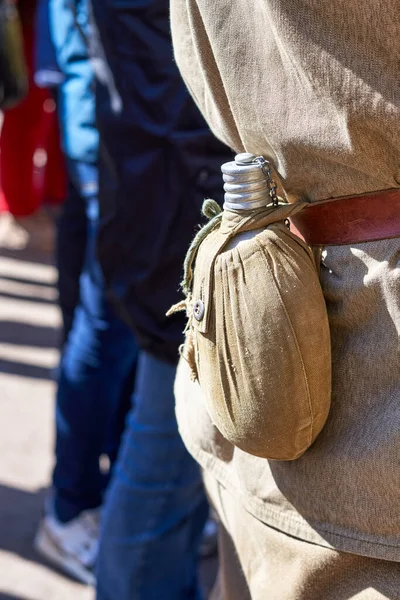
[222,153,270,211]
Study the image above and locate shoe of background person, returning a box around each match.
[0,210,55,253]
[199,514,219,558]
[34,507,99,585]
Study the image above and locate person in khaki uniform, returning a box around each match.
[170,1,400,598]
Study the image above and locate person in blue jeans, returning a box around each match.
[97,353,209,599]
[34,0,138,585]
[89,0,232,597]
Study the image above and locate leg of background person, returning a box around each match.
[96,351,209,600]
[55,176,87,344]
[53,160,138,522]
[103,362,136,470]
[42,107,67,210]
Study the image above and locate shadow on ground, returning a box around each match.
[0,322,58,350]
[0,483,47,564]
[0,358,53,380]
[0,274,53,288]
[0,272,60,380]
[0,248,54,268]
[0,483,84,585]
[0,290,55,306]
[0,247,59,380]
[0,320,59,380]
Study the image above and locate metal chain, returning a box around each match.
[254,156,279,207]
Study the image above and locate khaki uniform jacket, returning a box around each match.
[171,0,400,561]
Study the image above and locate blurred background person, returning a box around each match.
[88,0,232,597]
[34,0,84,343]
[0,0,65,253]
[34,0,138,585]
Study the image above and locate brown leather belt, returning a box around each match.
[289,188,400,246]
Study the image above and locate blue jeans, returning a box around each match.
[96,352,209,600]
[53,160,138,522]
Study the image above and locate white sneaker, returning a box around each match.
[34,508,100,585]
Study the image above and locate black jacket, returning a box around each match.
[90,0,232,363]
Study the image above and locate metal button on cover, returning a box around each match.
[193,300,205,321]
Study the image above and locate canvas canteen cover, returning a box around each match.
[171,153,331,460]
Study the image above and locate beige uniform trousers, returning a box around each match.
[206,472,400,600]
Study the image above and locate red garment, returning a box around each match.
[0,4,66,216]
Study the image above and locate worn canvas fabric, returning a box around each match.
[171,0,400,561]
[175,237,400,562]
[206,473,400,600]
[177,200,331,460]
[170,0,400,202]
